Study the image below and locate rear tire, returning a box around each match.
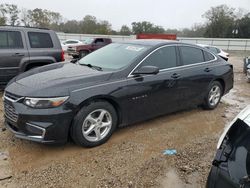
[72,55,79,59]
[71,101,117,147]
[79,51,89,59]
[203,81,223,110]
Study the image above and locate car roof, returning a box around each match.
[197,44,220,49]
[0,25,52,32]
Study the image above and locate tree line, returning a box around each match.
[0,3,249,38]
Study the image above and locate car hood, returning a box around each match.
[6,62,113,97]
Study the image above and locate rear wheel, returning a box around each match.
[71,101,117,147]
[79,51,89,58]
[72,55,79,59]
[203,81,223,110]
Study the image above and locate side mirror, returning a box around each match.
[133,66,159,76]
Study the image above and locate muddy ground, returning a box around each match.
[0,52,250,188]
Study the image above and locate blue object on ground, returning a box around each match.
[163,149,177,155]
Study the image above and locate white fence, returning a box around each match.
[57,32,250,51]
[57,32,135,42]
[178,37,250,51]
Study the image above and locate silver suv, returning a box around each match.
[0,26,64,88]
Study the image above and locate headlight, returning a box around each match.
[23,96,69,108]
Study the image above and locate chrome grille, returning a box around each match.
[4,102,18,123]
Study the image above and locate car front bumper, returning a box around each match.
[3,97,74,144]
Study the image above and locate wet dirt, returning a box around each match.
[0,51,250,188]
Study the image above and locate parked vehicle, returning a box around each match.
[243,56,250,74]
[198,44,229,61]
[67,37,112,58]
[61,39,83,52]
[3,40,234,147]
[0,26,64,88]
[207,105,250,188]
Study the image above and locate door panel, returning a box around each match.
[0,30,29,84]
[175,64,215,107]
[178,46,215,106]
[125,45,188,123]
[126,71,180,124]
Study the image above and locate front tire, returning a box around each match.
[203,81,223,110]
[71,101,117,147]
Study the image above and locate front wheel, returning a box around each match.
[203,81,223,110]
[71,101,117,147]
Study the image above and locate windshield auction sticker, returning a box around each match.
[126,46,145,52]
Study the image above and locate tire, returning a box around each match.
[72,55,79,59]
[71,101,117,147]
[79,51,89,59]
[203,81,223,110]
[243,59,247,74]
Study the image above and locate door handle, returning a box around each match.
[204,67,212,72]
[12,53,24,57]
[171,73,180,79]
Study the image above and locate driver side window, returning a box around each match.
[139,46,177,70]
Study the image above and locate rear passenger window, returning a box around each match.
[140,46,177,69]
[206,47,220,54]
[204,51,215,61]
[180,46,204,65]
[0,31,23,49]
[28,32,53,48]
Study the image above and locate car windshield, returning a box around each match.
[78,43,149,70]
[83,38,94,44]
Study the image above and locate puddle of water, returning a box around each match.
[161,169,197,188]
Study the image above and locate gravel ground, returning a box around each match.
[0,51,249,188]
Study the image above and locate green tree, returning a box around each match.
[119,25,132,35]
[203,4,235,38]
[96,20,112,34]
[80,15,98,34]
[60,20,80,33]
[5,4,20,25]
[131,21,165,34]
[237,13,250,38]
[20,8,32,26]
[30,8,50,27]
[0,4,7,25]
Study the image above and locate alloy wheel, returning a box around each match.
[208,85,221,106]
[82,109,112,142]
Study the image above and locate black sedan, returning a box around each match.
[3,40,234,147]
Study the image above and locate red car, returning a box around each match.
[68,38,112,58]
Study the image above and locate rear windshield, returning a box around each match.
[78,43,149,70]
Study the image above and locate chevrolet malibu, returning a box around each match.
[3,40,234,147]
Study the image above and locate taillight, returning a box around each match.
[61,50,65,62]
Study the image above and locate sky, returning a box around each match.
[1,0,250,30]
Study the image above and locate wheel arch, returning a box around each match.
[76,95,122,125]
[214,78,225,95]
